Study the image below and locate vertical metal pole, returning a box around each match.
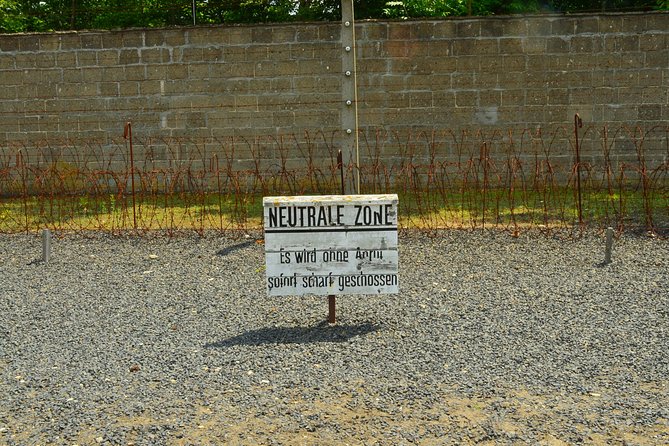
[334,0,359,323]
[341,0,360,194]
[124,122,137,230]
[42,229,51,263]
[192,0,196,26]
[574,113,583,225]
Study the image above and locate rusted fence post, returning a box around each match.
[123,122,137,230]
[574,113,583,225]
[18,150,29,233]
[480,141,488,230]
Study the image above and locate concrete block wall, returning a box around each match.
[0,23,342,144]
[353,13,668,167]
[358,14,669,131]
[0,12,667,170]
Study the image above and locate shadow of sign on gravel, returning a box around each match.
[205,322,379,347]
[216,240,255,256]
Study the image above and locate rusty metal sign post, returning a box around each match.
[328,150,346,323]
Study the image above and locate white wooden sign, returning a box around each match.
[263,194,399,296]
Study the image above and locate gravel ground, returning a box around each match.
[0,230,667,446]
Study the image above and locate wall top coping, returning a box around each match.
[1,11,666,38]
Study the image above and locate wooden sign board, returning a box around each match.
[264,194,399,296]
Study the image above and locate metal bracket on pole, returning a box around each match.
[341,0,360,194]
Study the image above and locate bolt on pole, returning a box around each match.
[341,0,360,194]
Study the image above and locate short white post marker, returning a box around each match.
[42,229,51,263]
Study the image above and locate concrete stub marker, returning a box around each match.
[42,229,51,263]
[604,227,614,264]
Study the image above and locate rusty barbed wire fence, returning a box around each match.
[0,124,667,237]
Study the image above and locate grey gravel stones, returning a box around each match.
[1,230,667,445]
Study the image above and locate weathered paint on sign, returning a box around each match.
[263,194,399,296]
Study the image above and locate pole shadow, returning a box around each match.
[204,322,380,348]
[216,240,255,256]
